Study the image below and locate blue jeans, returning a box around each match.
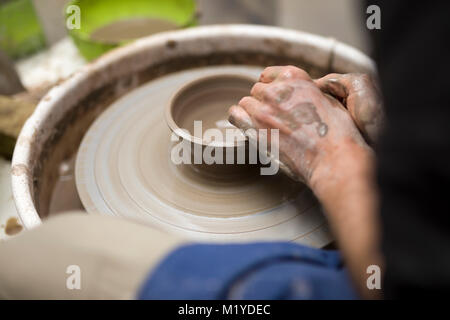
[138,242,357,300]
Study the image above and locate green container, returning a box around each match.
[66,0,197,61]
[0,0,46,59]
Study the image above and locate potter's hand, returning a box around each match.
[230,66,382,299]
[315,73,384,145]
[229,66,369,186]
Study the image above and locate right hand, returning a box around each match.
[229,66,370,186]
[314,73,385,145]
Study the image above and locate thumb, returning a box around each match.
[314,74,349,101]
[228,105,254,131]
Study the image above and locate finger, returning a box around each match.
[228,105,254,130]
[253,113,293,136]
[238,97,291,135]
[316,73,384,145]
[260,66,311,83]
[251,82,296,108]
[277,66,312,81]
[238,96,273,117]
[260,66,285,83]
[250,82,270,101]
[314,73,348,99]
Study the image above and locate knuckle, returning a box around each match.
[281,66,308,80]
[239,96,254,106]
[228,105,239,115]
[325,73,342,81]
[285,65,299,72]
[360,73,373,84]
[260,67,280,82]
[262,66,275,74]
[250,82,265,95]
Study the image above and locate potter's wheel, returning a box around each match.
[75,65,332,246]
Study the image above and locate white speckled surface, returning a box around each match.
[16,38,86,90]
[0,38,86,241]
[0,158,21,240]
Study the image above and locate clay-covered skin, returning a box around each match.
[230,66,382,298]
[229,66,369,184]
[314,73,384,145]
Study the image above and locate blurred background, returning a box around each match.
[1,0,370,89]
[34,0,369,52]
[0,0,370,239]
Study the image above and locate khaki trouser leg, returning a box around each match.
[0,213,184,299]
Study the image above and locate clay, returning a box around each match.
[169,75,254,144]
[75,66,328,243]
[90,18,179,43]
[11,26,375,243]
[5,217,23,236]
[0,50,24,95]
[32,53,321,221]
[48,156,84,215]
[0,82,53,158]
[0,96,36,158]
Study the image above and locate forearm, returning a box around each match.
[310,140,382,298]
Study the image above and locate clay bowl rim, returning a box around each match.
[165,73,256,149]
